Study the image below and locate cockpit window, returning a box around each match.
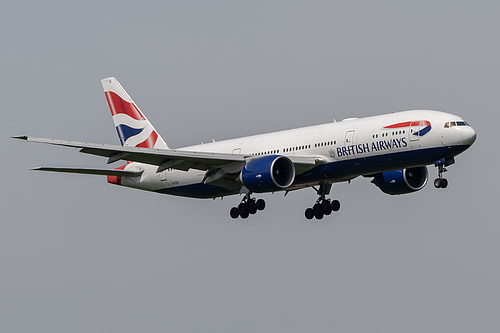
[445,121,469,128]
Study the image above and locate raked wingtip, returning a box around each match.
[12,135,29,140]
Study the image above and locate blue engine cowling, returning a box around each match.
[240,155,295,193]
[372,166,428,195]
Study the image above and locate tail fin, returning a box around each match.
[101,77,169,149]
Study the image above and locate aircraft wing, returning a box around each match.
[13,136,325,173]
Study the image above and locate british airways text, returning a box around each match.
[337,137,408,157]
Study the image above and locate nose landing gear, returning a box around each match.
[434,157,454,189]
[434,165,448,188]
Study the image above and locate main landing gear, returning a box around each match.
[434,157,454,189]
[230,194,266,219]
[304,182,341,220]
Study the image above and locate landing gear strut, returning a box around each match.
[434,157,454,189]
[230,193,265,219]
[305,182,340,220]
[434,164,448,188]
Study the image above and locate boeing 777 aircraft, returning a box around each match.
[14,77,476,219]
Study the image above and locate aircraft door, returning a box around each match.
[409,121,420,142]
[345,130,355,145]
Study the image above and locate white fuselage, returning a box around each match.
[119,110,476,198]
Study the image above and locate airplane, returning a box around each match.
[13,77,477,220]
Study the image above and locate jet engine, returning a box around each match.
[372,166,428,195]
[240,155,295,193]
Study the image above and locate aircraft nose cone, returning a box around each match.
[462,126,477,145]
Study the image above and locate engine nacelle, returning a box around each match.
[240,155,295,193]
[372,166,428,195]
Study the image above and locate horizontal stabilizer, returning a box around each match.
[31,167,143,177]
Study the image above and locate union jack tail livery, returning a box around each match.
[101,77,169,149]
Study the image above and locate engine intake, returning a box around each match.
[372,166,428,195]
[241,155,295,193]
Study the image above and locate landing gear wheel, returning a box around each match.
[239,209,249,219]
[313,204,324,220]
[230,207,239,219]
[434,178,448,188]
[321,200,332,215]
[247,200,258,214]
[305,208,314,220]
[331,200,340,212]
[256,199,266,211]
[314,210,324,220]
[238,203,249,218]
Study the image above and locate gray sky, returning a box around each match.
[2,1,499,332]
